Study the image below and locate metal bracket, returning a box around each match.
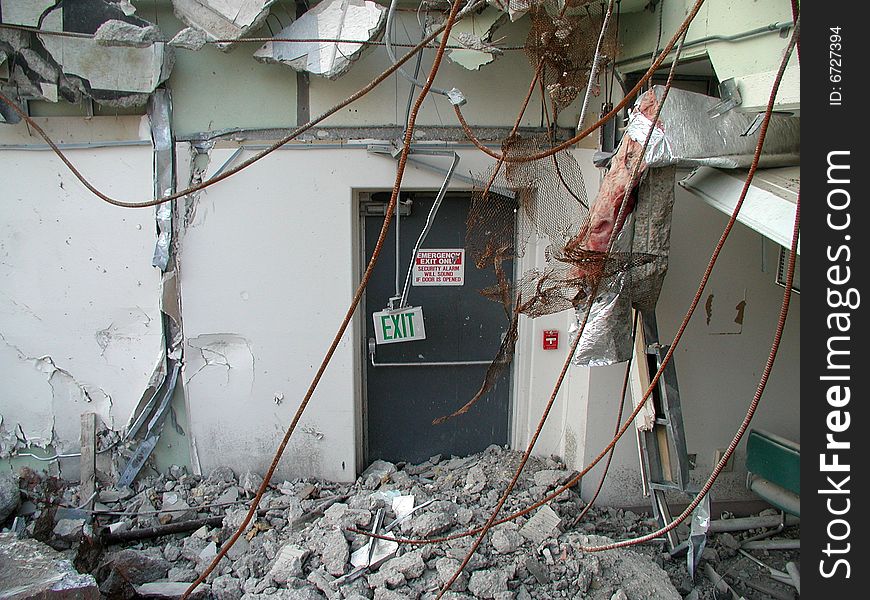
[368,338,490,368]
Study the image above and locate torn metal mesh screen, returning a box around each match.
[526,2,618,109]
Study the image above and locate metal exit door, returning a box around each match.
[363,191,513,464]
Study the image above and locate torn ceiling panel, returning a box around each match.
[438,6,507,71]
[172,0,278,51]
[254,0,386,80]
[34,2,174,107]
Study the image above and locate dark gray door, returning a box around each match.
[364,192,513,464]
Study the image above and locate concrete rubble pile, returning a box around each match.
[1,445,798,600]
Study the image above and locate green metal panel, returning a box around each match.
[746,429,800,497]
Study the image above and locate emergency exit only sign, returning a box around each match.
[412,249,465,286]
[372,306,426,344]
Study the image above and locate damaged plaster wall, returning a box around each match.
[0,117,164,462]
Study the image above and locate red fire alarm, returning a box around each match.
[543,329,559,350]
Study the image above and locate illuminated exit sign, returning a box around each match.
[372,306,427,345]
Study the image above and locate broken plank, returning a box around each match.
[80,412,97,517]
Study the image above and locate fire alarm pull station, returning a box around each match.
[543,330,559,350]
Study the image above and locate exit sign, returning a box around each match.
[373,306,427,345]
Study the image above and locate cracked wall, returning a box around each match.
[0,117,163,463]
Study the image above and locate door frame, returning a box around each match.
[355,188,517,471]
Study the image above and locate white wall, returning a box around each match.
[0,117,164,466]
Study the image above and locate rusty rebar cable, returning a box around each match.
[179,1,469,596]
[0,3,486,209]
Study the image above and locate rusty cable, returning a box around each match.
[453,0,707,164]
[179,1,469,596]
[0,3,485,209]
[0,21,528,50]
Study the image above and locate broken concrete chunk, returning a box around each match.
[435,557,469,591]
[412,511,456,538]
[53,517,86,542]
[438,7,507,71]
[524,555,549,585]
[519,505,561,546]
[0,532,99,599]
[465,465,487,494]
[95,20,161,48]
[36,2,174,105]
[319,528,350,577]
[269,544,310,582]
[211,575,243,600]
[0,472,20,523]
[161,491,195,522]
[490,523,522,554]
[135,581,210,599]
[380,550,425,580]
[532,469,570,488]
[253,0,387,80]
[102,549,172,586]
[467,568,510,599]
[168,27,209,51]
[239,471,264,497]
[172,0,278,51]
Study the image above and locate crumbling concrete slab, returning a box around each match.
[0,532,99,599]
[35,2,174,107]
[254,0,386,80]
[172,0,278,51]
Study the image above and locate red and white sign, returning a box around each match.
[543,330,559,350]
[412,249,465,286]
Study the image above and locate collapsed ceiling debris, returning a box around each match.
[0,0,174,112]
[253,0,387,80]
[172,0,279,51]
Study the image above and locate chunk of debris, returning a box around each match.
[320,528,350,576]
[35,1,174,107]
[0,472,20,523]
[134,581,210,599]
[172,0,278,51]
[519,505,561,546]
[468,568,510,599]
[0,532,99,599]
[490,522,522,554]
[168,27,209,51]
[94,20,161,48]
[52,517,86,543]
[253,0,387,80]
[269,544,311,582]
